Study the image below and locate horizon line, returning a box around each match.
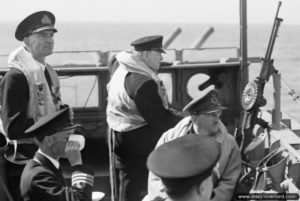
[0,20,299,26]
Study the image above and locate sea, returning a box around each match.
[1,21,300,123]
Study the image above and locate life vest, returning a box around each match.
[0,46,61,165]
[7,46,61,121]
[106,67,147,132]
[106,51,170,132]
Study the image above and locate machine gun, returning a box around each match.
[237,1,283,155]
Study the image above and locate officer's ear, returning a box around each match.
[196,182,204,196]
[140,50,150,59]
[23,37,30,47]
[191,114,198,122]
[43,135,53,146]
[139,51,150,65]
[196,176,214,199]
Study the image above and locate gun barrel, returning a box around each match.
[260,2,283,81]
[276,1,282,19]
[264,1,283,60]
[189,27,214,49]
[264,17,283,62]
[163,27,182,49]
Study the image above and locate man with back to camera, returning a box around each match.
[147,134,221,201]
[20,107,94,201]
[106,35,182,201]
[0,11,64,201]
[147,90,242,201]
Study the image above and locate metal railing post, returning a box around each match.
[174,50,183,63]
[272,72,281,130]
[97,51,109,67]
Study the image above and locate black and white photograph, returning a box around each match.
[0,0,300,201]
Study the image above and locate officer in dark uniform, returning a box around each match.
[106,35,182,201]
[20,107,94,201]
[147,134,221,201]
[0,10,62,201]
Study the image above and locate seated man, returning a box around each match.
[147,90,242,201]
[147,134,221,201]
[20,107,94,201]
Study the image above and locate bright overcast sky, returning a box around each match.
[0,0,299,24]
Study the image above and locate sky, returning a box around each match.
[0,0,299,24]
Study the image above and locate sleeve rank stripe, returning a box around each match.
[72,176,94,184]
[72,172,94,180]
[72,177,94,186]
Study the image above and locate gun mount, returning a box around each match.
[238,1,283,154]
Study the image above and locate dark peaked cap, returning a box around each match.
[147,135,220,190]
[25,107,79,140]
[131,35,165,53]
[183,90,226,115]
[15,11,57,41]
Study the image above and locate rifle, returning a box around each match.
[237,1,283,155]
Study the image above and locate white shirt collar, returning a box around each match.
[36,149,60,169]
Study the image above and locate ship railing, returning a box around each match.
[0,47,244,68]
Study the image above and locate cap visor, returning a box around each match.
[205,106,227,114]
[151,48,166,54]
[60,124,82,131]
[32,26,57,33]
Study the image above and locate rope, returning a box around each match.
[81,76,98,112]
[108,128,116,201]
[281,78,300,104]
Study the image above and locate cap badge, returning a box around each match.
[41,15,52,25]
[211,95,219,105]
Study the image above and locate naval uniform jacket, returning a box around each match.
[107,51,181,167]
[1,68,60,139]
[1,68,35,141]
[0,67,61,159]
[20,152,94,201]
[147,117,242,201]
[111,73,182,167]
[106,51,180,133]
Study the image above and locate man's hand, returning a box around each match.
[65,141,82,166]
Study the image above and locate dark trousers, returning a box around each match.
[111,126,164,201]
[0,151,13,201]
[0,152,24,201]
[115,162,148,201]
[0,134,35,201]
[6,162,25,201]
[0,151,24,201]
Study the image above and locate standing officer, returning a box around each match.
[0,11,63,201]
[147,134,221,201]
[147,90,242,201]
[106,35,181,201]
[20,107,94,201]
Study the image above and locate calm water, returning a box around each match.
[1,22,300,122]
